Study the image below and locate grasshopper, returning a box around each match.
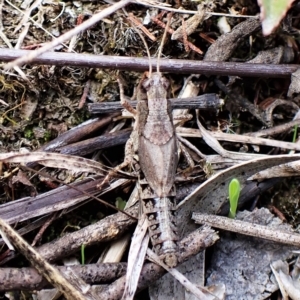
[117,72,179,268]
[116,18,179,268]
[137,70,179,267]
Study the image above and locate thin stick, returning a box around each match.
[0,48,297,77]
[78,79,91,109]
[146,249,215,299]
[244,118,300,137]
[192,213,300,247]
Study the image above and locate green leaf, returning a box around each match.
[258,0,295,35]
[228,178,241,219]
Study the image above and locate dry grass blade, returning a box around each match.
[122,216,149,300]
[0,152,108,175]
[177,126,300,152]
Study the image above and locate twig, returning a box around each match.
[192,213,300,247]
[40,114,120,152]
[88,94,223,114]
[245,118,300,137]
[1,48,297,77]
[78,79,91,109]
[12,0,43,33]
[36,204,139,262]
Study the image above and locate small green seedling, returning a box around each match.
[115,197,127,210]
[81,244,85,265]
[228,178,241,219]
[292,125,298,143]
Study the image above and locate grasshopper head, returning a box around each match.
[142,72,169,92]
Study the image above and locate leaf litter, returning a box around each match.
[1,0,300,299]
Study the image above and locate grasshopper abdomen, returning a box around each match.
[141,186,178,267]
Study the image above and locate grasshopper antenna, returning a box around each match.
[129,22,152,76]
[157,13,172,73]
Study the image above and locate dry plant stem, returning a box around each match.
[88,94,222,114]
[180,17,189,52]
[15,23,30,49]
[37,204,139,262]
[40,114,120,151]
[99,226,218,299]
[176,134,206,159]
[56,128,131,156]
[245,119,300,137]
[118,1,257,17]
[0,0,3,31]
[0,226,218,292]
[171,4,207,41]
[0,176,106,225]
[0,263,127,291]
[78,79,91,109]
[192,213,300,247]
[204,18,261,61]
[0,218,95,300]
[22,165,134,218]
[1,48,298,77]
[13,0,43,33]
[0,216,50,248]
[122,216,149,299]
[4,0,132,69]
[177,127,300,151]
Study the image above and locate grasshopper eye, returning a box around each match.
[142,78,151,90]
[162,77,170,89]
